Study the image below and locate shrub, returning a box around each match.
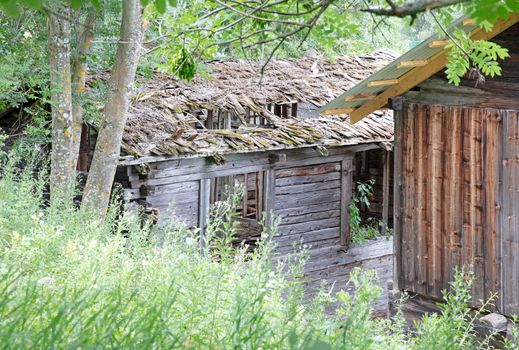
[348,179,392,244]
[0,159,393,349]
[411,268,496,350]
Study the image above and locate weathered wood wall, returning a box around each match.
[117,145,394,315]
[395,101,519,316]
[271,161,392,315]
[305,237,393,316]
[501,112,519,316]
[273,162,342,255]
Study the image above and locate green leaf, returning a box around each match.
[155,0,166,13]
[168,0,177,6]
[140,0,152,6]
[304,340,333,350]
[0,1,20,16]
[20,0,41,10]
[71,0,83,9]
[506,0,519,12]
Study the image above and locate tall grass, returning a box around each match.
[0,158,516,349]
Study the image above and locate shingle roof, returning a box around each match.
[114,50,397,161]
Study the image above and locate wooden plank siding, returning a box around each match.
[273,162,343,250]
[502,110,519,316]
[117,144,394,315]
[396,101,517,313]
[272,161,393,315]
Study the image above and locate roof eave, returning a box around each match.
[319,14,519,123]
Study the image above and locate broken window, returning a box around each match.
[210,171,265,249]
[210,171,264,220]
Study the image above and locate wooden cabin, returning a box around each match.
[321,15,519,327]
[78,52,397,313]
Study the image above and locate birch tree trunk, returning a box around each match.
[71,11,95,171]
[48,6,75,199]
[81,0,143,216]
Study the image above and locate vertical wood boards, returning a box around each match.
[414,102,427,295]
[382,150,391,235]
[398,102,506,311]
[401,103,415,294]
[502,110,519,316]
[242,173,249,214]
[482,109,502,309]
[430,106,443,298]
[393,107,404,290]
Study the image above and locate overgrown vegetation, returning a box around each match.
[0,157,517,349]
[348,179,392,244]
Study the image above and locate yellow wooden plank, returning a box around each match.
[321,108,354,115]
[397,60,429,68]
[345,94,376,102]
[367,79,399,87]
[348,14,519,124]
[429,40,449,48]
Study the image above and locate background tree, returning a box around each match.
[47,5,75,197]
[81,0,144,215]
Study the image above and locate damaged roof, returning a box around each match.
[118,49,397,161]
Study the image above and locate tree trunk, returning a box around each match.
[48,6,75,199]
[71,11,95,171]
[81,0,143,217]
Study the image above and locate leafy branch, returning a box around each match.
[363,0,470,18]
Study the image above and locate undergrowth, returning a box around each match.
[0,157,517,349]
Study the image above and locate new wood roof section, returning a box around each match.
[319,14,519,123]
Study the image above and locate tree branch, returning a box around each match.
[363,0,470,17]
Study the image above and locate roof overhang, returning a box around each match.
[319,14,519,123]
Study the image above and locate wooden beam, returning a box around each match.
[428,40,449,48]
[382,150,391,235]
[393,107,404,291]
[367,79,399,87]
[340,157,353,248]
[345,94,376,102]
[256,171,263,220]
[397,60,429,68]
[349,14,519,123]
[198,178,211,252]
[261,169,275,237]
[290,102,298,117]
[242,173,248,217]
[321,107,354,115]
